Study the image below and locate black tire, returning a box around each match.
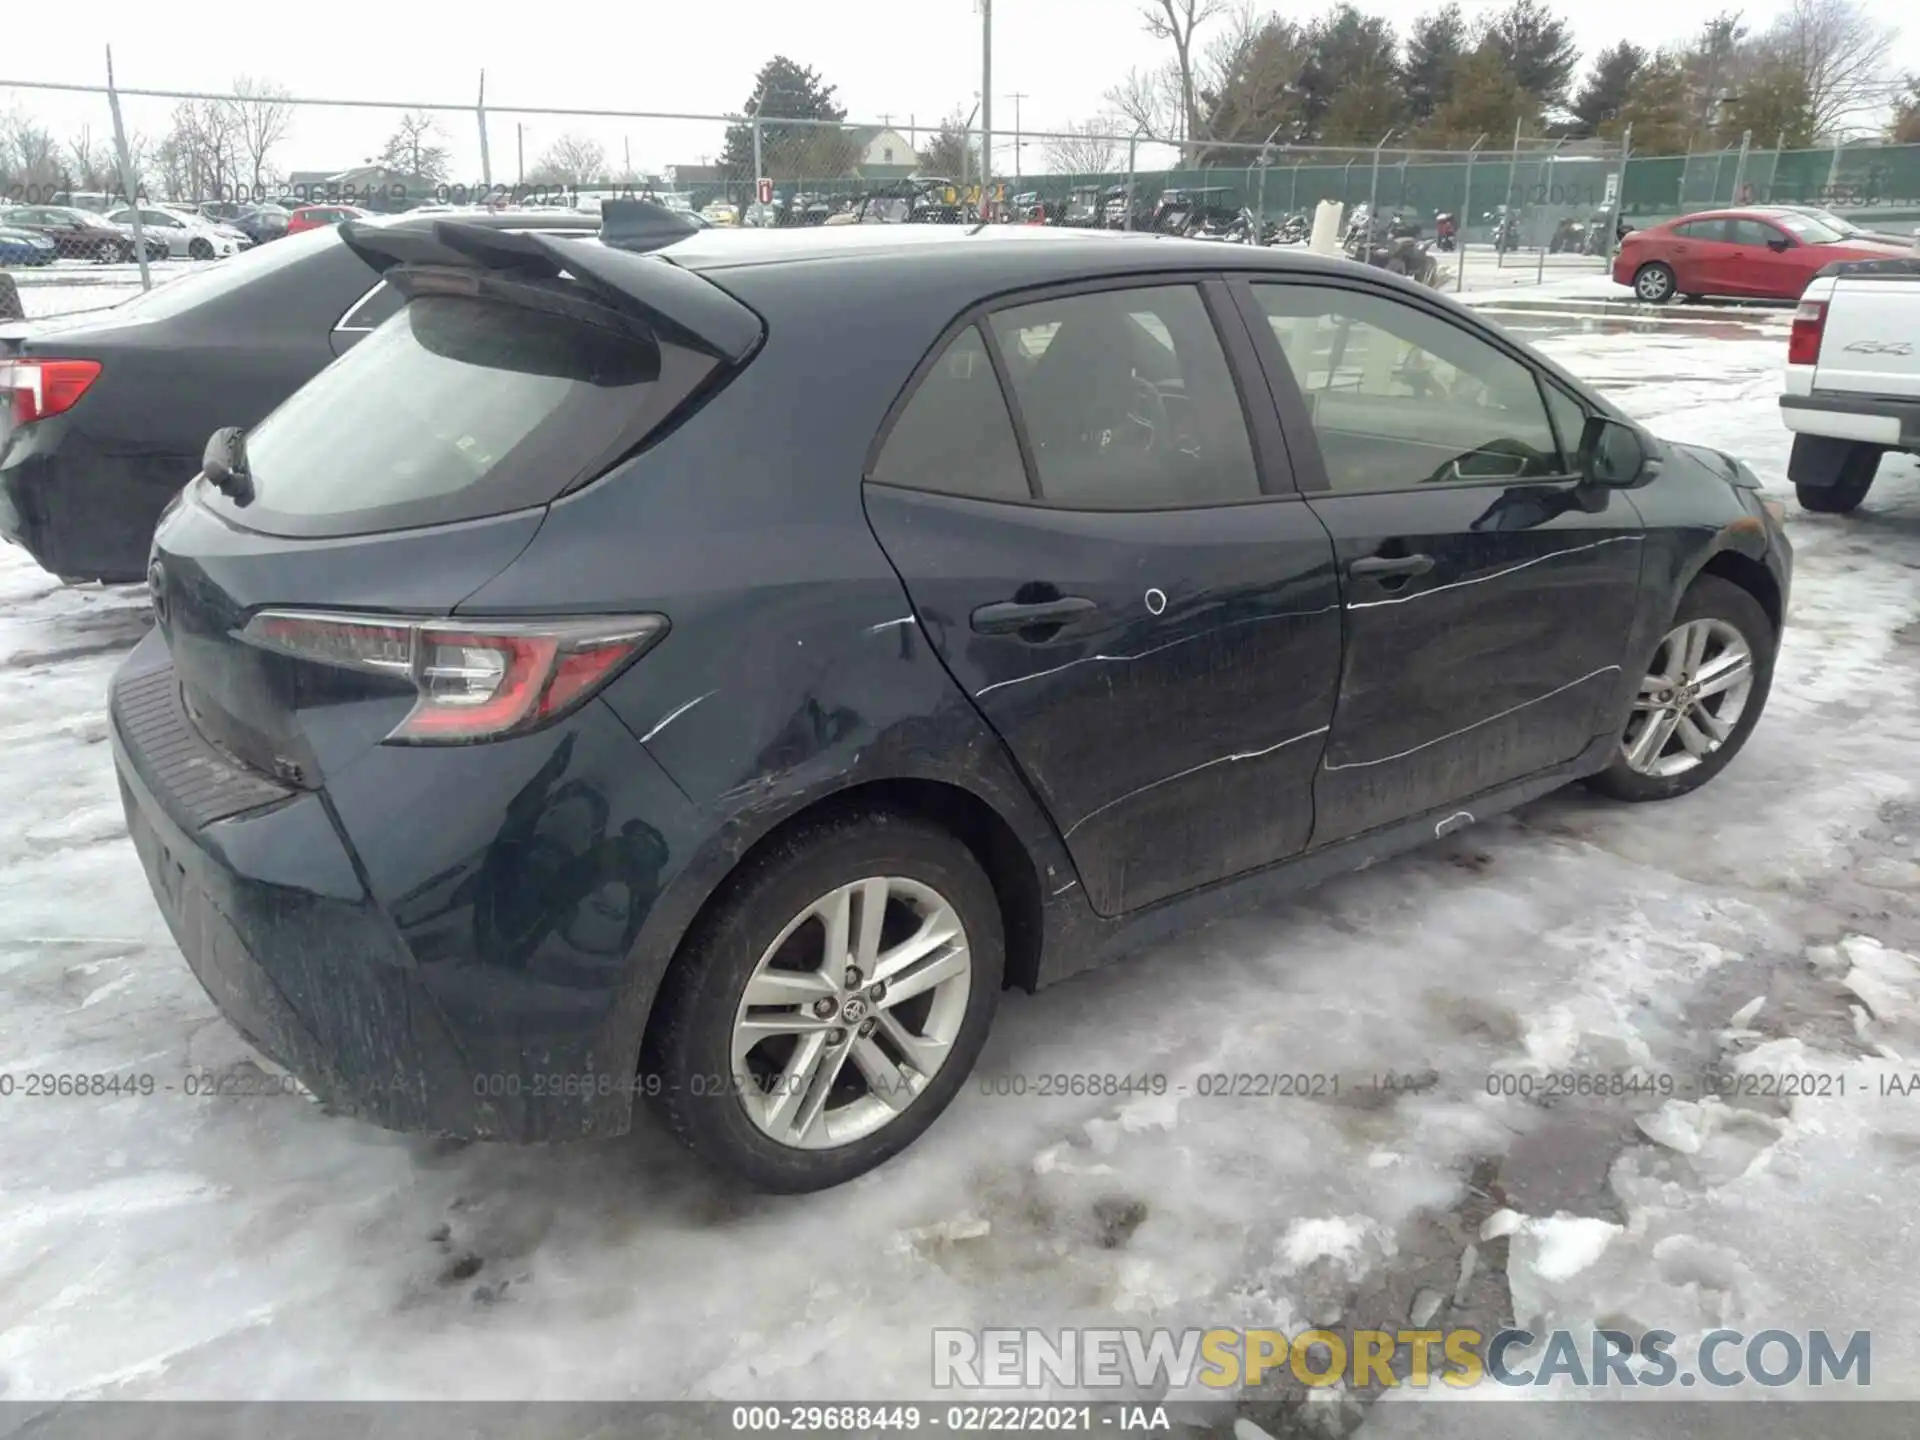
[1794,444,1881,514]
[642,810,1004,1192]
[188,237,215,261]
[95,239,121,264]
[1587,574,1776,804]
[1633,262,1676,303]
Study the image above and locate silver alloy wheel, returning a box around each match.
[731,875,972,1150]
[1621,617,1755,777]
[1636,265,1673,301]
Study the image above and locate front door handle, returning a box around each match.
[1349,554,1435,578]
[970,596,1098,634]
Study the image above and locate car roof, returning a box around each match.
[641,222,1435,294]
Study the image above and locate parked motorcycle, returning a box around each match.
[1275,212,1309,245]
[1433,211,1458,251]
[1583,214,1615,256]
[1548,217,1579,253]
[1485,207,1521,254]
[1345,220,1442,286]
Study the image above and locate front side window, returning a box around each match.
[988,284,1260,509]
[868,326,1030,502]
[1253,282,1564,494]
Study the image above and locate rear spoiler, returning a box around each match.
[336,216,761,364]
[1812,256,1920,282]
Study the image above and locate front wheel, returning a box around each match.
[1795,444,1881,513]
[188,237,215,261]
[1587,575,1775,803]
[642,811,1003,1191]
[1633,262,1677,303]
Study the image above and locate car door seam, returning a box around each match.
[1344,534,1641,609]
[1322,664,1621,771]
[1063,724,1333,838]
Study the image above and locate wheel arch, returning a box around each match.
[629,773,1050,1073]
[1690,546,1783,637]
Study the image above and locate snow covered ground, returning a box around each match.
[1,302,1917,1431]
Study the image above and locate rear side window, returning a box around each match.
[1670,219,1726,241]
[869,326,1030,501]
[204,291,716,537]
[987,284,1260,509]
[1727,219,1783,247]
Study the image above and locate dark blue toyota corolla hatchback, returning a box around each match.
[112,207,1791,1190]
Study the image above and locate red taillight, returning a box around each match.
[1788,300,1827,367]
[240,611,669,743]
[0,358,103,428]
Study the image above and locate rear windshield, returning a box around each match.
[200,290,710,537]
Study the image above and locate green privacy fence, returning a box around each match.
[1007,141,1920,225]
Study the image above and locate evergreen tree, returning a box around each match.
[1477,0,1580,108]
[1401,5,1469,127]
[1570,42,1646,138]
[721,57,858,182]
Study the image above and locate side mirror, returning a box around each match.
[1767,237,1791,252]
[201,426,253,503]
[1579,416,1652,487]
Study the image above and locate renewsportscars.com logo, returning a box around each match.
[932,1327,1872,1391]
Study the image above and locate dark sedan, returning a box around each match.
[0,210,595,582]
[201,201,292,245]
[0,204,163,263]
[109,212,1791,1191]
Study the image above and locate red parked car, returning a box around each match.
[1614,207,1914,304]
[285,203,371,234]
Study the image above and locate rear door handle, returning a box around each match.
[970,596,1098,634]
[1349,554,1435,578]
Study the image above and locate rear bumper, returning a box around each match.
[0,424,188,583]
[109,628,708,1142]
[1779,392,1920,451]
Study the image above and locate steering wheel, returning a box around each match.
[1124,373,1170,453]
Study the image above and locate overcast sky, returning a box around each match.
[6,0,1916,187]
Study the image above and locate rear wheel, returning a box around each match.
[643,811,1003,1192]
[1794,444,1881,514]
[1588,575,1775,803]
[94,239,122,264]
[1633,262,1676,303]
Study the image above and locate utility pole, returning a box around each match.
[979,0,993,218]
[1008,92,1028,180]
[516,123,525,185]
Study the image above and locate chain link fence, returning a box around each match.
[5,72,1920,321]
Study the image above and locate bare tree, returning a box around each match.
[1766,0,1899,137]
[3,114,65,195]
[162,99,242,201]
[528,133,607,187]
[228,76,293,197]
[1138,0,1228,152]
[1104,65,1183,137]
[1043,117,1126,173]
[379,111,453,183]
[66,126,116,190]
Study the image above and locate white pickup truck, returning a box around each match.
[1781,255,1920,512]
